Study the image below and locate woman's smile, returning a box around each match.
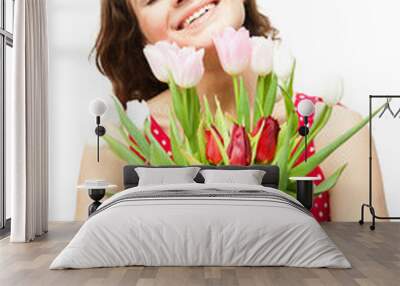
[175,0,220,31]
[134,0,245,48]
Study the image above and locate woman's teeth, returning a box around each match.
[185,4,215,27]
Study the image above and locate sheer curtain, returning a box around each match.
[9,0,48,242]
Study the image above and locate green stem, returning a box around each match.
[253,75,266,126]
[232,75,240,119]
[264,73,278,117]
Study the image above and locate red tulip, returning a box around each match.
[205,126,223,165]
[227,124,251,165]
[252,116,280,163]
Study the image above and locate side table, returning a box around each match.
[289,176,319,210]
[77,184,118,216]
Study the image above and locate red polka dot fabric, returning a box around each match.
[150,116,172,157]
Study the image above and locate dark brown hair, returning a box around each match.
[93,0,278,107]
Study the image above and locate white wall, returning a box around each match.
[262,0,400,216]
[48,0,112,220]
[48,0,400,220]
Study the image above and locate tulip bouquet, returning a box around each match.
[103,27,383,196]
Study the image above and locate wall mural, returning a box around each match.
[76,0,390,222]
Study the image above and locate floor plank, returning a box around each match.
[0,222,399,286]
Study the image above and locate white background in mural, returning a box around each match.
[48,0,400,220]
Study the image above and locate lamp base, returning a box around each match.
[95,125,106,136]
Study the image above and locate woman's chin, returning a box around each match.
[171,19,243,49]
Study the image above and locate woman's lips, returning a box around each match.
[176,0,219,31]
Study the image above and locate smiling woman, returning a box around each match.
[93,0,277,106]
[73,0,389,222]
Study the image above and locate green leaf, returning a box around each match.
[197,120,207,164]
[250,120,265,164]
[239,76,251,132]
[263,73,278,117]
[111,95,149,159]
[181,149,202,165]
[102,134,144,164]
[169,78,188,134]
[253,75,267,126]
[215,97,230,146]
[290,103,385,177]
[203,96,213,127]
[287,60,296,99]
[277,114,295,191]
[118,125,132,146]
[190,88,201,131]
[187,87,200,151]
[271,122,287,165]
[232,75,240,118]
[289,105,332,167]
[314,163,347,196]
[280,86,299,137]
[169,112,188,165]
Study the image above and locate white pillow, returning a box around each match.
[200,169,266,185]
[135,167,200,186]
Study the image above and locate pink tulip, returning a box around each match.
[168,47,205,88]
[143,41,179,83]
[213,27,252,75]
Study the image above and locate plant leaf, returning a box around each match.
[263,73,278,117]
[111,95,150,159]
[253,75,267,126]
[169,78,189,135]
[280,85,298,135]
[232,75,240,119]
[289,105,332,167]
[250,120,265,164]
[203,96,213,127]
[197,120,207,164]
[314,163,347,196]
[277,113,295,191]
[286,60,296,99]
[215,96,230,146]
[239,76,251,132]
[290,103,385,177]
[181,149,202,165]
[169,112,188,165]
[102,134,144,164]
[210,127,230,165]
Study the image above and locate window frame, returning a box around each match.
[0,0,13,235]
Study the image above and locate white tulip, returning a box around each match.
[126,100,150,130]
[250,37,274,76]
[273,42,295,82]
[319,74,344,106]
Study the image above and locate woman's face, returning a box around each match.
[131,0,245,48]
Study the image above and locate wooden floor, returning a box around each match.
[0,222,399,286]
